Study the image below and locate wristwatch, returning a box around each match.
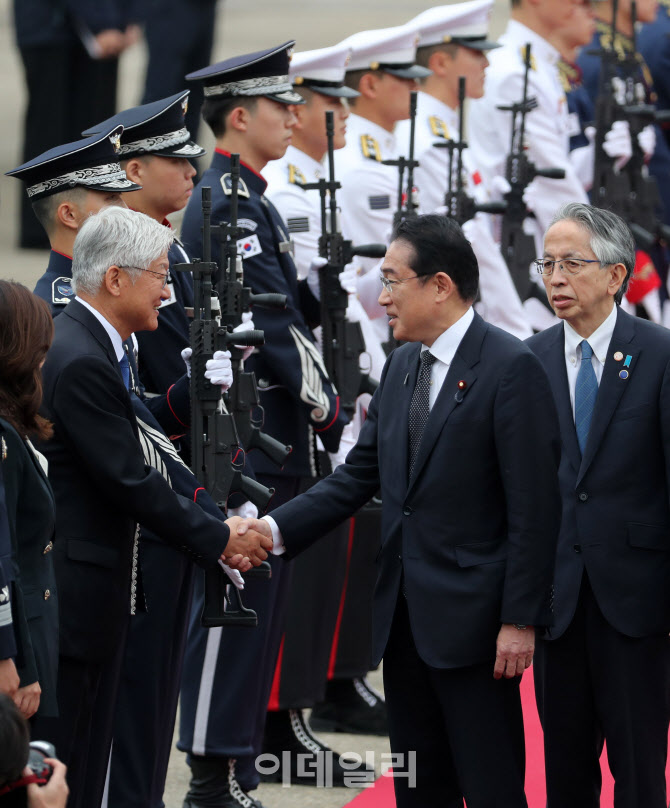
[513,624,529,630]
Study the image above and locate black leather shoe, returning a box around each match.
[309,677,388,736]
[259,708,375,787]
[183,756,266,808]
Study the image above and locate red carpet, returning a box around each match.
[346,669,670,807]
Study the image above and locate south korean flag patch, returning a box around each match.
[236,233,262,259]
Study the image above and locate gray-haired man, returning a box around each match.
[526,202,670,808]
[31,206,272,808]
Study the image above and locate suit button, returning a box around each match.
[43,541,53,554]
[573,544,582,553]
[43,589,51,600]
[578,492,588,502]
[403,506,413,516]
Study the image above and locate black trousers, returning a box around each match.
[383,595,527,808]
[32,623,129,808]
[534,573,670,808]
[17,41,118,248]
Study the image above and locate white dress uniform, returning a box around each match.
[468,20,589,238]
[335,24,431,341]
[396,91,532,339]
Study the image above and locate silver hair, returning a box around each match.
[71,206,174,296]
[548,203,635,305]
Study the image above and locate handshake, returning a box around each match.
[221,516,274,571]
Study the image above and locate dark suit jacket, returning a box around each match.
[0,418,58,715]
[527,307,670,639]
[40,300,231,662]
[271,312,562,669]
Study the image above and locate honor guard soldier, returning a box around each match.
[178,42,355,805]
[639,0,670,149]
[399,0,533,340]
[334,25,430,341]
[82,90,207,395]
[263,44,388,739]
[6,127,138,318]
[79,93,213,808]
[468,0,588,275]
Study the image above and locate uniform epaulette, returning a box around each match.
[518,46,537,71]
[288,164,307,185]
[428,116,450,139]
[360,135,382,161]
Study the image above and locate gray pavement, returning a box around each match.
[0,2,510,805]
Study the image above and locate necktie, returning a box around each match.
[408,350,437,476]
[575,339,598,454]
[119,350,131,391]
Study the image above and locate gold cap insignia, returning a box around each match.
[109,132,122,153]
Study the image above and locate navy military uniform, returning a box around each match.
[638,1,670,149]
[178,44,352,803]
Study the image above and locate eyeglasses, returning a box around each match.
[534,258,605,277]
[120,265,169,289]
[379,274,422,293]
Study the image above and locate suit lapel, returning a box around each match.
[407,313,485,491]
[577,309,636,484]
[64,300,123,381]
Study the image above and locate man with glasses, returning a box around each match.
[527,202,670,808]
[31,206,272,808]
[239,213,562,807]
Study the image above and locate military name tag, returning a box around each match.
[236,233,262,259]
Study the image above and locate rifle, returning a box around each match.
[302,111,385,414]
[383,90,420,228]
[435,76,507,226]
[173,175,280,628]
[497,44,565,301]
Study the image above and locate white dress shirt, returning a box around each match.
[563,304,618,417]
[266,307,475,553]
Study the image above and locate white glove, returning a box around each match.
[338,264,358,295]
[638,124,656,159]
[522,180,541,215]
[601,120,632,170]
[489,175,511,202]
[228,501,259,520]
[218,558,244,590]
[233,311,255,361]
[327,422,356,471]
[181,346,193,378]
[569,142,595,191]
[307,256,328,300]
[205,350,233,391]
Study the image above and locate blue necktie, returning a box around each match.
[408,350,437,476]
[575,340,598,454]
[119,351,131,391]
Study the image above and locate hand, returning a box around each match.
[223,516,273,568]
[602,120,632,170]
[25,759,69,808]
[638,124,656,159]
[0,657,19,698]
[338,265,358,295]
[493,624,535,679]
[522,180,541,214]
[307,256,328,300]
[205,351,233,391]
[489,175,511,202]
[93,29,126,58]
[14,681,41,719]
[233,312,256,361]
[181,346,192,378]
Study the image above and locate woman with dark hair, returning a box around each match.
[0,281,57,720]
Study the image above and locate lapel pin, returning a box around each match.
[457,380,467,390]
[613,351,623,362]
[1,437,5,461]
[619,369,629,380]
[623,355,632,368]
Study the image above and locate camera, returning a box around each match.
[26,742,55,785]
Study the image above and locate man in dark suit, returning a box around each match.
[241,213,562,807]
[527,202,670,808]
[31,205,272,808]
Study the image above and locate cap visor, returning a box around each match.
[383,65,432,79]
[265,89,306,104]
[153,141,207,158]
[87,178,142,193]
[452,38,501,52]
[309,85,360,99]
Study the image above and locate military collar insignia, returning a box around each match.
[360,134,382,161]
[288,163,307,185]
[429,115,450,139]
[52,276,74,305]
[221,173,251,198]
